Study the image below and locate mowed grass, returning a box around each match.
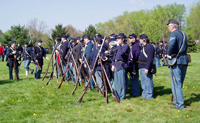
[0,53,200,123]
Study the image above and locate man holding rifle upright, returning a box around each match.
[34,39,49,79]
[6,41,20,80]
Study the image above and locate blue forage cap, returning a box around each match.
[82,34,90,39]
[61,34,67,39]
[129,33,137,39]
[76,37,80,40]
[109,38,116,42]
[71,38,76,42]
[110,33,116,37]
[37,39,43,42]
[68,37,72,41]
[139,34,148,39]
[117,33,126,39]
[24,41,29,44]
[10,41,16,45]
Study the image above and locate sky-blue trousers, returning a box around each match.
[114,68,126,101]
[140,68,154,100]
[170,64,187,109]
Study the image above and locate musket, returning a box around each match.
[14,52,18,80]
[76,37,106,104]
[46,62,57,85]
[100,58,108,104]
[56,54,71,89]
[41,47,55,81]
[71,51,86,96]
[100,56,120,103]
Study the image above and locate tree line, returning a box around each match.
[0,2,199,53]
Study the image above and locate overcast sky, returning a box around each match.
[0,0,197,33]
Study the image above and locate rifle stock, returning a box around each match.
[100,57,108,104]
[57,55,71,89]
[14,57,17,80]
[42,50,54,81]
[71,62,84,95]
[46,63,56,85]
[76,88,87,104]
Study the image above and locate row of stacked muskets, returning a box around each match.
[42,33,121,104]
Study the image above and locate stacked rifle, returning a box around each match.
[42,37,120,104]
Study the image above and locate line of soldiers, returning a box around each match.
[49,32,155,101]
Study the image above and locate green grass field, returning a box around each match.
[0,53,199,123]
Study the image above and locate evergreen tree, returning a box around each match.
[187,34,197,53]
[0,25,29,45]
[47,24,70,52]
[84,25,97,37]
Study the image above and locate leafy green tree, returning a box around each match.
[187,34,197,53]
[0,25,29,45]
[83,25,97,37]
[185,1,200,40]
[47,24,70,52]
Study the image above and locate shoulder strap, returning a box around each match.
[143,47,148,58]
[168,30,186,66]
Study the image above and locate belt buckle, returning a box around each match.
[115,59,117,62]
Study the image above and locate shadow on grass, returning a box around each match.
[153,86,172,98]
[185,93,200,106]
[0,80,14,85]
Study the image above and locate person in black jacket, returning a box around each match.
[138,34,154,100]
[6,41,20,80]
[34,39,49,79]
[21,41,34,76]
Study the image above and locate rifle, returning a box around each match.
[100,57,108,104]
[76,37,106,104]
[41,48,55,81]
[14,54,18,80]
[100,57,120,103]
[46,62,57,85]
[71,51,86,95]
[56,54,71,89]
[95,36,119,103]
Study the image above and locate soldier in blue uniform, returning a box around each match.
[21,41,34,76]
[82,35,95,89]
[6,41,20,80]
[34,39,49,79]
[138,34,154,100]
[105,38,117,97]
[128,33,141,97]
[112,33,130,101]
[167,19,188,110]
[91,37,107,93]
[60,34,70,79]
